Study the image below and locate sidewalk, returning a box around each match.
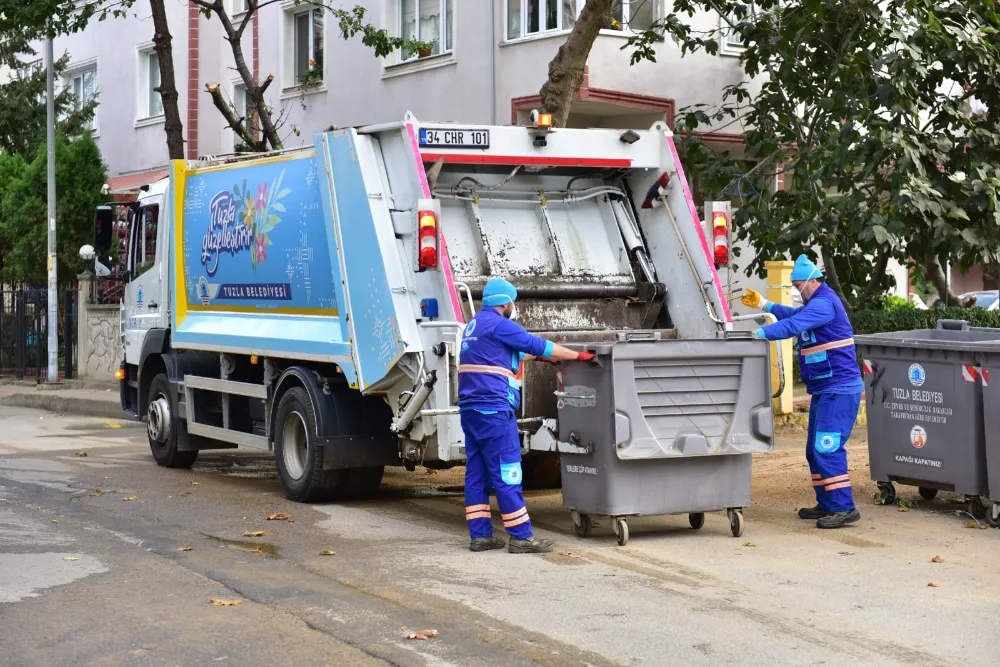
[0,380,125,421]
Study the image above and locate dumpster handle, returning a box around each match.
[936,319,970,331]
[730,313,784,399]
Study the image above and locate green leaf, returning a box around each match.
[271,202,285,213]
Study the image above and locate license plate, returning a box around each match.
[419,128,490,150]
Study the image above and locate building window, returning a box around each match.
[608,0,657,31]
[231,82,254,149]
[137,45,164,121]
[232,0,248,15]
[67,67,99,132]
[292,8,324,82]
[506,1,657,41]
[506,0,574,40]
[398,0,453,61]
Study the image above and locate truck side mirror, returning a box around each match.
[94,206,114,253]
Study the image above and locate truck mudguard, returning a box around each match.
[271,367,399,469]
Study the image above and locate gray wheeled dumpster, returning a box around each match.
[856,320,1000,517]
[973,333,1000,527]
[555,332,774,545]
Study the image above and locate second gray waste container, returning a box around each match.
[974,341,1000,526]
[555,332,774,545]
[856,320,1000,514]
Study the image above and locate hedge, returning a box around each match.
[850,307,1000,335]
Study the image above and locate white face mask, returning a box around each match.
[507,303,518,321]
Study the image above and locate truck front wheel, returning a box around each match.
[147,374,198,468]
[273,387,383,502]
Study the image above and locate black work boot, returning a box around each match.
[508,536,555,554]
[469,536,506,552]
[816,508,861,529]
[797,505,831,520]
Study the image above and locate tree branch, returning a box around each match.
[924,253,975,307]
[206,82,258,150]
[858,246,891,308]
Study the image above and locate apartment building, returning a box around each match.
[39,1,750,185]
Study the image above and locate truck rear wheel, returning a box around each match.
[147,374,198,468]
[273,387,383,502]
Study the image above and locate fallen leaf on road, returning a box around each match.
[927,582,940,588]
[51,520,58,524]
[209,598,243,606]
[89,489,103,496]
[898,507,910,512]
[175,547,193,552]
[266,513,294,522]
[103,421,122,429]
[189,481,201,486]
[251,546,263,555]
[122,496,139,501]
[407,629,439,640]
[559,551,583,558]
[965,521,987,530]
[424,468,439,475]
[603,572,617,577]
[75,452,88,457]
[63,556,78,561]
[838,551,855,556]
[931,555,944,563]
[319,549,336,556]
[742,541,758,548]
[243,531,266,537]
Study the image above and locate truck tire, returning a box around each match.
[521,453,562,490]
[147,374,198,468]
[273,387,383,502]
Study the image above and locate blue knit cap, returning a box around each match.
[482,278,517,307]
[790,254,823,282]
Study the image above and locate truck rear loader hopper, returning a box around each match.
[100,113,777,510]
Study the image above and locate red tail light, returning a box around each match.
[418,209,438,269]
[712,211,729,265]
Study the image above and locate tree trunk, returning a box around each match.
[924,253,975,307]
[537,0,614,128]
[857,247,891,308]
[149,0,185,160]
[820,247,852,312]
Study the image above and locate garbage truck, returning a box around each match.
[90,112,776,504]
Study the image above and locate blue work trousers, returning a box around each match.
[806,392,861,513]
[461,410,533,540]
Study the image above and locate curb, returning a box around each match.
[0,393,130,421]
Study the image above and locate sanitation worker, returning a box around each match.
[741,255,863,529]
[459,278,595,553]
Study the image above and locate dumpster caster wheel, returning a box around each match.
[728,510,745,538]
[574,513,592,538]
[918,487,938,501]
[689,513,705,530]
[967,496,988,520]
[986,503,1000,529]
[876,482,896,506]
[613,518,629,546]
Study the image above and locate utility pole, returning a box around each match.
[46,34,58,384]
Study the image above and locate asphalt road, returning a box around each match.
[1,405,998,667]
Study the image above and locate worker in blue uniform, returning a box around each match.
[741,255,863,529]
[459,278,595,553]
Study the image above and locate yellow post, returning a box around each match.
[766,260,795,415]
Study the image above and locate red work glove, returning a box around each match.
[576,352,596,362]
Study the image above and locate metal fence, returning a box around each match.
[0,289,78,382]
